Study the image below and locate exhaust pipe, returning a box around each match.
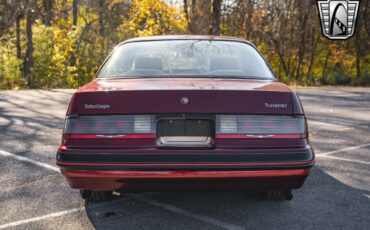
[283,190,293,200]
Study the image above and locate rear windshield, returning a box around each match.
[97,40,275,80]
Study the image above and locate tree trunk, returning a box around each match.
[98,0,106,59]
[270,35,290,79]
[16,13,22,59]
[188,0,197,34]
[365,10,370,38]
[183,0,189,21]
[322,48,330,77]
[99,0,105,37]
[354,4,364,83]
[189,0,211,35]
[306,33,320,83]
[243,0,254,39]
[191,0,196,16]
[72,0,78,27]
[355,30,361,82]
[43,0,53,26]
[295,1,310,84]
[210,0,222,35]
[24,8,34,88]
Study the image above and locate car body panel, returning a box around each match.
[58,36,314,192]
[68,79,295,115]
[78,78,290,92]
[62,169,310,191]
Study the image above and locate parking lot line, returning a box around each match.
[0,208,84,229]
[0,146,240,229]
[130,194,245,230]
[318,155,370,165]
[0,149,245,229]
[1,145,368,229]
[0,194,150,229]
[318,143,370,156]
[0,149,60,173]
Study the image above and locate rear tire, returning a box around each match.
[80,190,114,202]
[264,189,293,201]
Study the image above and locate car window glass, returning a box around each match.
[98,40,274,79]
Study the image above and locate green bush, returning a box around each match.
[319,72,352,85]
[0,46,27,90]
[356,74,370,86]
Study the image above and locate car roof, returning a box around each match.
[120,35,254,46]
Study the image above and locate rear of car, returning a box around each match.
[57,36,314,201]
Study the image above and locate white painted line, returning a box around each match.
[308,120,354,131]
[0,194,148,229]
[0,148,244,229]
[0,149,60,173]
[318,143,370,156]
[0,149,244,229]
[318,155,370,165]
[0,208,84,229]
[130,195,245,230]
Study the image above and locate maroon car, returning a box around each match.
[57,35,314,201]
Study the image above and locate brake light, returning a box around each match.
[216,115,306,139]
[64,115,155,136]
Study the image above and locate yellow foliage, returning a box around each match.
[129,0,187,37]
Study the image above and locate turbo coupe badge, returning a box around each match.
[84,104,110,109]
[317,0,359,40]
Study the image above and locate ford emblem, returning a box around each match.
[181,97,189,105]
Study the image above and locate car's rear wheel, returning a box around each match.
[80,190,114,202]
[264,189,293,201]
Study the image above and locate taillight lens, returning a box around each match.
[63,114,306,139]
[216,115,306,137]
[64,115,155,134]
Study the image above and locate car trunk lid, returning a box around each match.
[68,78,295,115]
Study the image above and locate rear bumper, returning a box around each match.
[61,169,310,191]
[57,145,314,191]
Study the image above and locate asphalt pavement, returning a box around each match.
[0,87,369,229]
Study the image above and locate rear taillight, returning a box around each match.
[216,115,306,138]
[63,114,307,140]
[63,115,155,137]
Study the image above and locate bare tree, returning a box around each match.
[354,1,367,82]
[72,0,78,27]
[24,7,34,88]
[98,0,105,37]
[43,0,53,26]
[188,0,211,34]
[1,0,26,59]
[183,0,189,21]
[243,0,254,39]
[15,7,24,58]
[295,1,312,83]
[210,0,222,35]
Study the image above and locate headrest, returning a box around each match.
[134,57,163,70]
[210,57,239,71]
